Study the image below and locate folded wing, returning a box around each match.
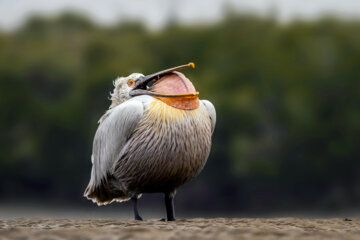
[84,99,145,204]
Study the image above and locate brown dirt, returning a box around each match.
[0,218,359,240]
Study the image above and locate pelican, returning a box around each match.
[84,63,216,221]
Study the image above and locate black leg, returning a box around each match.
[131,197,143,221]
[164,192,176,221]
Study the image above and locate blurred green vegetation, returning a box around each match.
[1,13,360,212]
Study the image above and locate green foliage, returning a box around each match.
[1,13,360,210]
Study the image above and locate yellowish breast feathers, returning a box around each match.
[148,99,206,123]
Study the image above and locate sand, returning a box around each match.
[0,218,359,240]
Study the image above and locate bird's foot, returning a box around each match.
[167,217,176,221]
[159,217,176,221]
[134,215,143,221]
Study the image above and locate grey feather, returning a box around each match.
[84,98,145,204]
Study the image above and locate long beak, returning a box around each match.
[133,62,195,90]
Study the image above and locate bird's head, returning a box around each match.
[110,63,198,110]
[110,73,144,108]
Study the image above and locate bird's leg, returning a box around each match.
[131,196,143,221]
[164,191,176,221]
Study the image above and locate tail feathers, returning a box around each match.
[84,180,130,206]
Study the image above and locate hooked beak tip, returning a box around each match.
[189,62,195,69]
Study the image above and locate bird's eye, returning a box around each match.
[127,79,135,87]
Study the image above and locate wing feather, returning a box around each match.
[84,99,145,200]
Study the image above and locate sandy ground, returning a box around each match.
[0,218,359,240]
